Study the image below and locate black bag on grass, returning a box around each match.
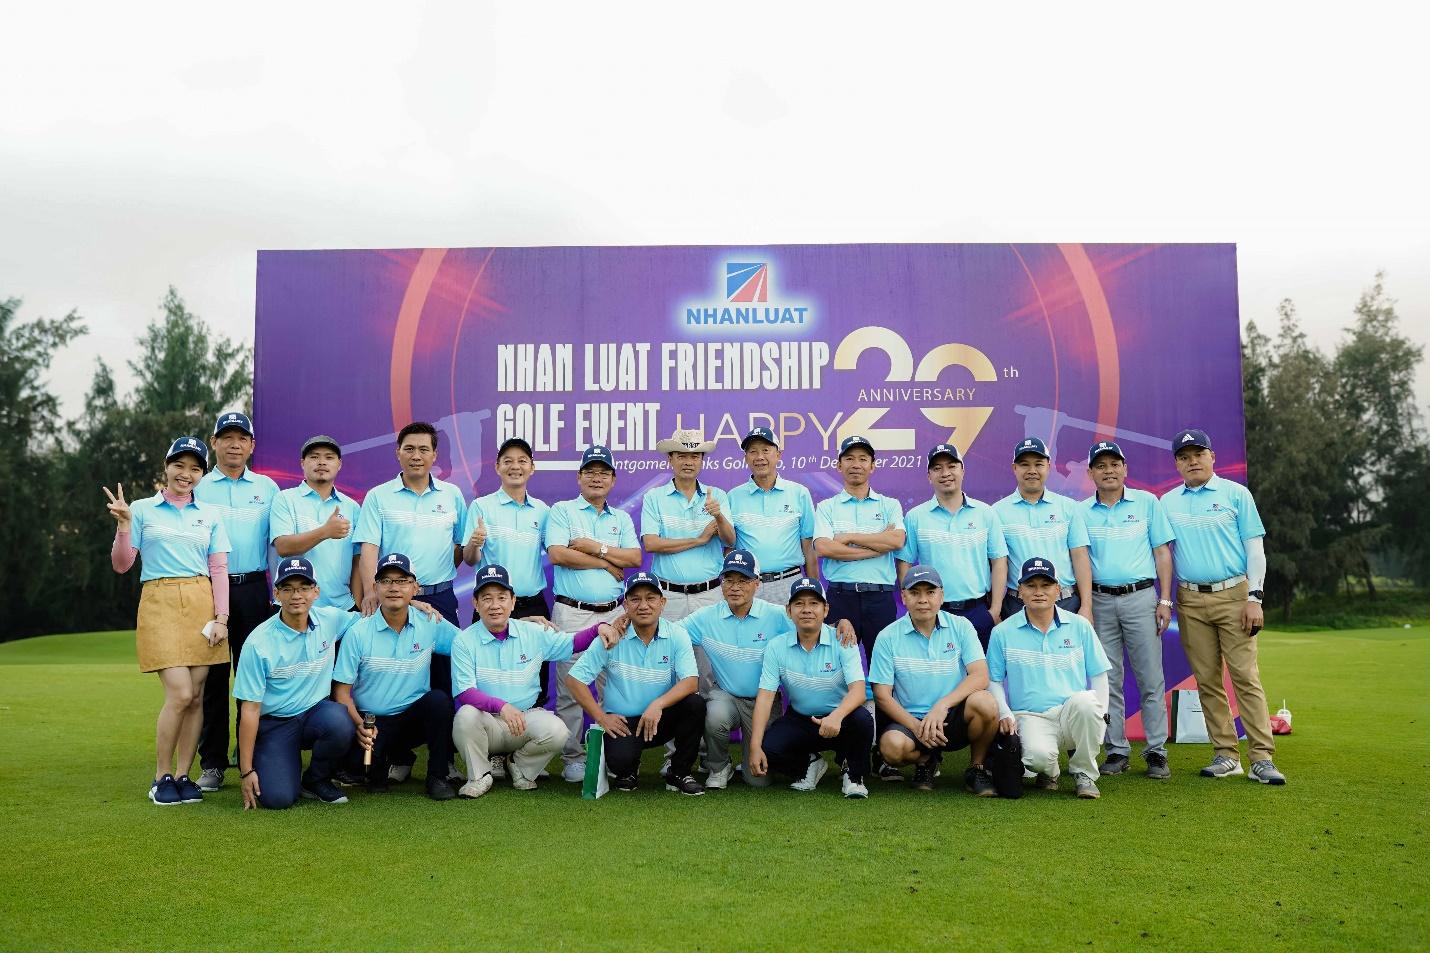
[988,732,1023,799]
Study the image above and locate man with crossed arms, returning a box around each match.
[728,426,819,607]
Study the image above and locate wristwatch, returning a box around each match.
[598,542,609,558]
[1248,589,1264,603]
[1157,598,1173,608]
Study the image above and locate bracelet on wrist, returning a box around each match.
[241,769,256,778]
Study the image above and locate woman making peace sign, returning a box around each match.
[107,436,233,806]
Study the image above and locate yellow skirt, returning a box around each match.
[135,576,228,672]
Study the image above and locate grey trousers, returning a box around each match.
[755,574,801,611]
[659,585,723,621]
[553,601,621,766]
[1090,585,1167,758]
[703,688,772,786]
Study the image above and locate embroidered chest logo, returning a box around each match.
[1062,638,1073,648]
[754,632,765,641]
[320,640,330,653]
[411,642,421,653]
[251,495,265,505]
[945,641,956,651]
[823,661,834,671]
[519,653,529,663]
[435,504,446,513]
[660,655,670,664]
[1047,514,1059,522]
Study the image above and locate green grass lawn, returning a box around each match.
[1,628,1426,952]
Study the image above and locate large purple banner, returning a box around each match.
[255,243,1245,736]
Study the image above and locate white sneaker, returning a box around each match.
[197,768,224,792]
[841,772,869,799]
[660,758,672,776]
[489,756,507,779]
[561,761,587,783]
[387,764,412,783]
[705,764,735,790]
[791,757,828,792]
[510,774,538,791]
[458,774,494,799]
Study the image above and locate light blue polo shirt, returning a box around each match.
[868,612,985,718]
[462,489,550,597]
[813,489,905,585]
[1161,475,1266,584]
[567,619,698,717]
[332,609,461,716]
[1080,487,1176,586]
[681,597,794,698]
[641,480,731,584]
[987,607,1110,714]
[235,606,362,718]
[897,495,1008,600]
[268,483,362,609]
[354,475,465,586]
[759,626,866,717]
[128,493,232,582]
[991,490,1090,589]
[728,477,815,574]
[546,495,639,604]
[194,467,279,574]
[450,617,582,710]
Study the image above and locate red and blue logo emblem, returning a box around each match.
[726,263,769,302]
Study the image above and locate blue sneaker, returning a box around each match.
[174,775,204,804]
[149,774,182,806]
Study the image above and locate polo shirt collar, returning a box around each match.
[477,623,518,645]
[836,487,885,504]
[203,466,254,485]
[298,481,346,502]
[275,612,317,637]
[575,494,611,515]
[748,476,785,493]
[390,473,448,496]
[376,611,412,637]
[1014,490,1047,505]
[1013,606,1067,634]
[1179,473,1223,495]
[153,490,199,512]
[494,487,530,507]
[1091,489,1127,509]
[666,479,706,498]
[901,613,946,638]
[930,493,976,516]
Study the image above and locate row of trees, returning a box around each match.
[0,277,1424,638]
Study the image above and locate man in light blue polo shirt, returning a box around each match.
[993,436,1093,622]
[988,557,1112,799]
[748,577,873,798]
[642,428,735,620]
[332,553,458,801]
[461,436,551,624]
[194,411,280,792]
[869,567,999,796]
[270,435,361,610]
[680,549,794,789]
[897,443,1009,648]
[1162,428,1284,785]
[566,572,707,795]
[728,426,818,606]
[1080,440,1175,780]
[234,558,362,809]
[547,445,643,782]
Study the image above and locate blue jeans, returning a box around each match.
[253,700,354,809]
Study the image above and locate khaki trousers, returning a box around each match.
[1176,583,1275,761]
[453,707,569,785]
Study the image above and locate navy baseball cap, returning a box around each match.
[165,436,210,472]
[473,564,514,594]
[787,576,826,603]
[301,434,342,458]
[1013,436,1049,461]
[624,571,662,597]
[902,565,944,590]
[579,445,615,471]
[498,437,534,460]
[740,426,780,450]
[1018,556,1058,584]
[1088,440,1125,464]
[721,549,759,579]
[213,412,253,438]
[275,557,317,585]
[1172,428,1212,452]
[839,434,875,457]
[927,443,962,466]
[374,552,415,579]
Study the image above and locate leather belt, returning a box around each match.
[942,595,989,611]
[659,577,720,595]
[1092,579,1155,596]
[228,571,266,585]
[418,580,454,596]
[555,595,620,613]
[758,566,803,583]
[1179,575,1247,593]
[828,582,894,593]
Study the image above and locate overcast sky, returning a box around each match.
[4,2,1427,419]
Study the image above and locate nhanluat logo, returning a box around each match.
[682,259,812,332]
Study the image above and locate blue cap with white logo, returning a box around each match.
[901,565,944,590]
[213,411,254,438]
[579,445,615,471]
[1012,436,1049,461]
[165,436,210,472]
[624,570,662,597]
[1018,556,1059,584]
[787,576,826,603]
[839,434,875,457]
[275,557,317,585]
[740,426,780,450]
[721,549,759,579]
[1172,428,1212,452]
[474,564,513,593]
[1088,440,1125,464]
[374,552,415,580]
[927,443,962,466]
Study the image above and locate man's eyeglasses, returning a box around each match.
[276,584,316,595]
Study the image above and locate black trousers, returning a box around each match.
[199,576,276,770]
[366,690,455,784]
[386,587,460,773]
[825,586,897,753]
[944,597,996,650]
[474,592,553,706]
[603,694,707,779]
[763,706,875,783]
